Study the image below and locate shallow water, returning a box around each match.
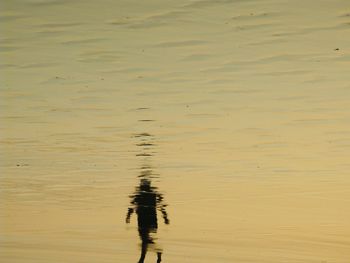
[1,0,350,262]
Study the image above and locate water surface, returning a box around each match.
[1,0,350,262]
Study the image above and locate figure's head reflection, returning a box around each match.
[126,133,169,263]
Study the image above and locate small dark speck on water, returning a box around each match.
[136,153,153,157]
[134,132,152,138]
[334,48,339,51]
[16,164,29,167]
[137,143,154,146]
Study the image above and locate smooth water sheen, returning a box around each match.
[1,0,350,262]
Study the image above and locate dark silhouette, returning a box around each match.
[126,178,169,263]
[127,130,170,262]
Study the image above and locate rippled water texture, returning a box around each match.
[1,0,350,262]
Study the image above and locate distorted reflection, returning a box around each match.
[126,132,169,263]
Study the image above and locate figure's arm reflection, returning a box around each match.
[126,207,134,223]
[157,194,170,225]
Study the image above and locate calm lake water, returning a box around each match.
[1,0,350,262]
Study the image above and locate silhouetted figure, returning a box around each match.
[126,178,169,263]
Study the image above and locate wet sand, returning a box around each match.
[1,0,350,262]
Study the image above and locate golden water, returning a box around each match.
[1,0,350,262]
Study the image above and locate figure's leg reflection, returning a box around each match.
[157,251,162,263]
[138,227,148,263]
[137,239,162,263]
[138,247,161,263]
[138,242,147,263]
[137,228,163,263]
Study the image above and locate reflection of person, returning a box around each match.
[126,179,169,263]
